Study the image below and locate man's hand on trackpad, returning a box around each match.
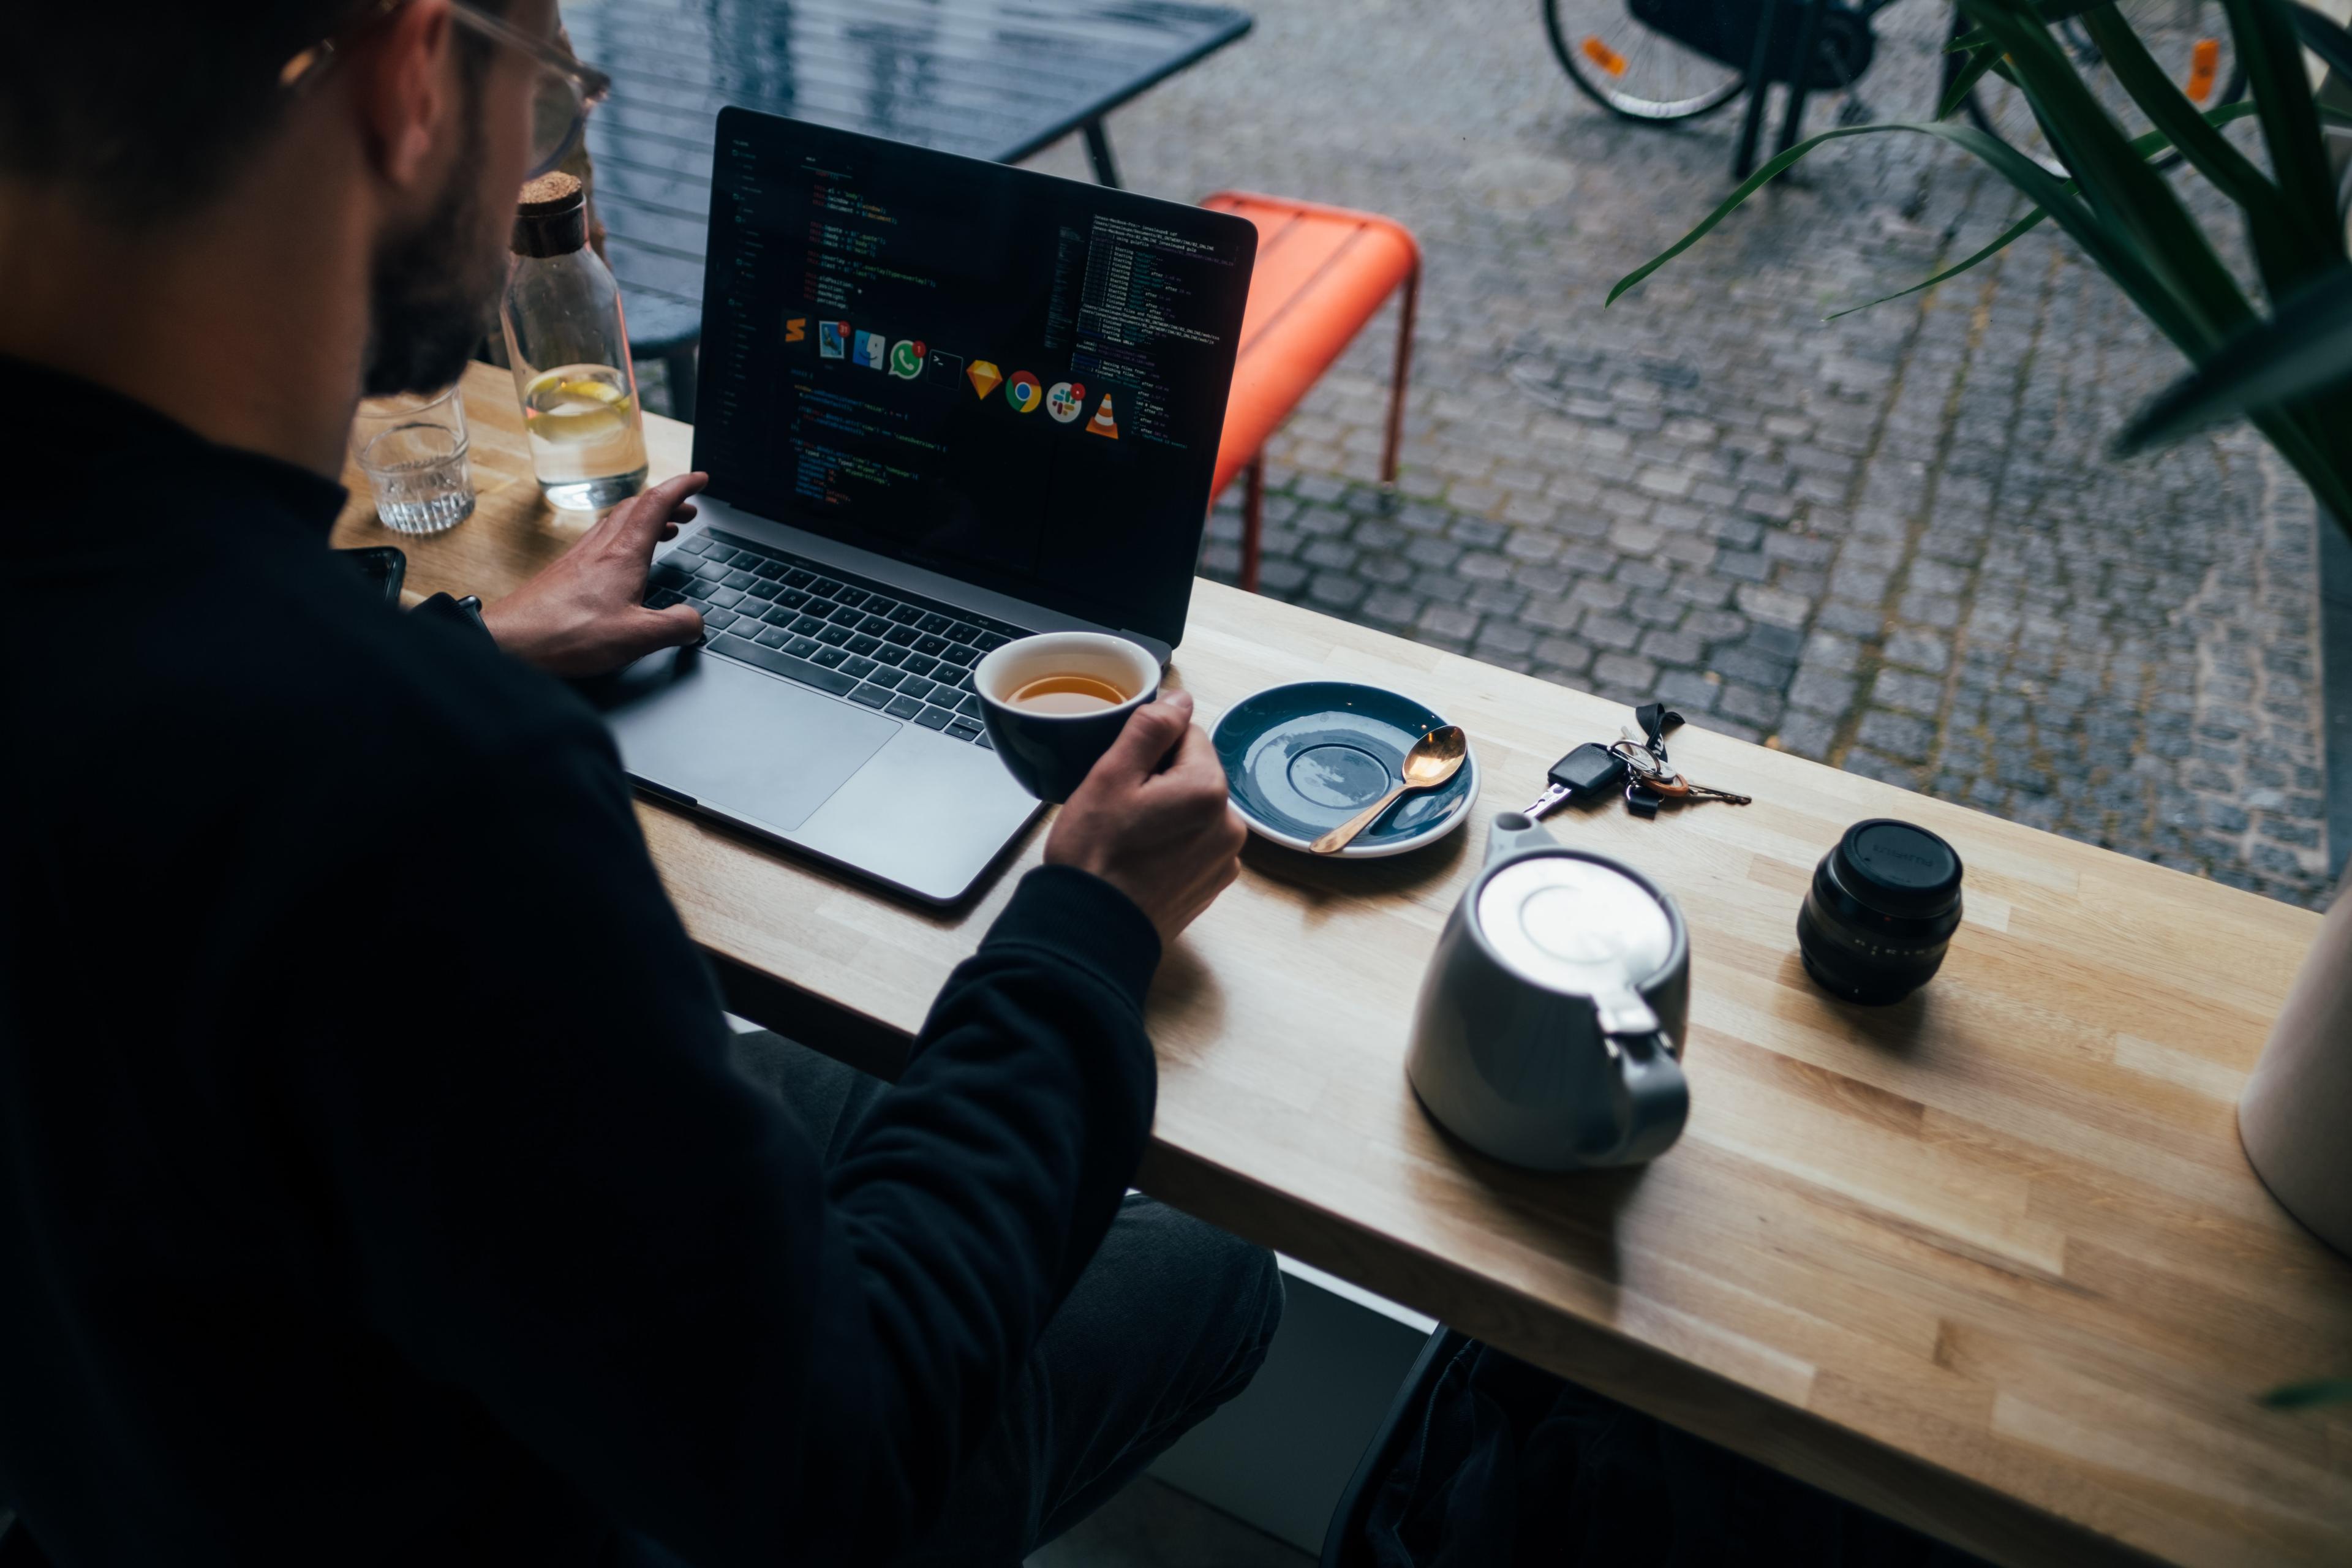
[480,473,709,677]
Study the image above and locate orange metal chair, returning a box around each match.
[1202,193,1421,592]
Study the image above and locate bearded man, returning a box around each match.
[0,5,1275,1564]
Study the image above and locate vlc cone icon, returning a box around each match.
[1086,392,1119,440]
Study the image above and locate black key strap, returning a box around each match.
[1634,702,1684,752]
[1623,702,1685,818]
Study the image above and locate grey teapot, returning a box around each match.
[1404,813,1691,1170]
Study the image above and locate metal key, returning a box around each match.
[1646,775,1752,806]
[1522,742,1629,819]
[1611,737,1674,783]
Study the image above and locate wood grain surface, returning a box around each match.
[337,363,2352,1568]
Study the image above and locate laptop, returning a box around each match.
[592,108,1259,905]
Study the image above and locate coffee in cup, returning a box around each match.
[1008,673,1134,714]
[973,631,1164,802]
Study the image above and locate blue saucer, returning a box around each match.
[1212,682,1480,858]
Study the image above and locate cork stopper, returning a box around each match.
[518,172,582,215]
[513,173,587,258]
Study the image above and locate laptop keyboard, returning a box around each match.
[642,527,1025,747]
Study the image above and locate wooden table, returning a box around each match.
[339,363,2352,1568]
[562,0,1252,414]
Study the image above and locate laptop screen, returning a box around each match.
[692,109,1257,647]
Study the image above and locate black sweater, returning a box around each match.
[0,361,1160,1566]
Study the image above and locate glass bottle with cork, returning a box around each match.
[501,172,648,510]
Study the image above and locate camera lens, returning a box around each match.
[1796,819,1963,1005]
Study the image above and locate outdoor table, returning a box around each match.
[336,361,2352,1568]
[560,0,1253,416]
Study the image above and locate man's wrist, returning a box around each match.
[476,594,525,655]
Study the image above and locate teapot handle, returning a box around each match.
[1584,980,1691,1166]
[1485,811,1558,865]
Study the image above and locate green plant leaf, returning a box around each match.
[1623,0,2352,532]
[1948,0,2113,51]
[2119,267,2352,448]
[2289,4,2352,93]
[2078,8,2272,211]
[1825,102,2263,322]
[1957,0,2252,347]
[2258,1377,2352,1409]
[1939,42,2004,119]
[1610,115,2209,360]
[2075,6,2313,300]
[2220,0,2343,278]
[1608,126,1877,307]
[1827,210,2051,319]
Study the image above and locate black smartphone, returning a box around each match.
[341,546,407,606]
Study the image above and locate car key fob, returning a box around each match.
[1523,742,1630,819]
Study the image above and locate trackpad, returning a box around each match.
[598,649,895,831]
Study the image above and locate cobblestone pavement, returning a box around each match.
[638,0,2333,907]
[1007,0,2335,908]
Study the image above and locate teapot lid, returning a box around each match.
[1477,855,1675,996]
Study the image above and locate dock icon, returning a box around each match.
[1086,393,1119,439]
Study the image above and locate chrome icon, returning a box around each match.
[1005,371,1044,413]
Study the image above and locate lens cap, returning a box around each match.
[1834,819,1961,921]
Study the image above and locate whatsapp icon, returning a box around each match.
[889,339,926,379]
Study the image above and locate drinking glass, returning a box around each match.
[352,385,475,535]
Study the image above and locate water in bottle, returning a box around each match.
[502,172,649,511]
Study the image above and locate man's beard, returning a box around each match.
[361,107,505,398]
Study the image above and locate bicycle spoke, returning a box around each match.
[1548,0,2243,149]
[1958,0,2245,178]
[1545,0,1744,121]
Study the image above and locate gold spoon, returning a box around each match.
[1310,725,1468,855]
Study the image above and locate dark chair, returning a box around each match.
[1318,1325,1468,1568]
[627,295,704,425]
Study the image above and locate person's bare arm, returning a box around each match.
[480,472,708,676]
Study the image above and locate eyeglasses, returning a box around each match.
[280,0,612,179]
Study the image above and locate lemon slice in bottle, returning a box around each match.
[523,371,632,445]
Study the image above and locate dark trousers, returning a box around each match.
[719,1030,1285,1567]
[0,1034,1281,1568]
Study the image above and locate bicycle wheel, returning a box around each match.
[1955,0,2248,176]
[1544,0,1749,121]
